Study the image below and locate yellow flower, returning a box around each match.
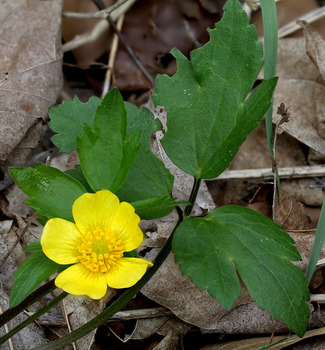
[41,190,153,299]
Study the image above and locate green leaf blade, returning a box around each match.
[131,197,189,220]
[9,164,86,222]
[154,0,277,178]
[173,206,309,336]
[10,251,66,307]
[77,89,140,193]
[49,96,101,153]
[116,103,175,218]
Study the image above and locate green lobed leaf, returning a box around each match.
[10,163,86,222]
[10,251,68,307]
[172,206,310,336]
[131,197,189,220]
[49,96,101,153]
[116,102,175,218]
[77,89,141,193]
[153,0,277,179]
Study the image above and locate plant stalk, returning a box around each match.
[184,177,201,218]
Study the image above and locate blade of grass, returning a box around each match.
[260,0,278,154]
[306,200,325,284]
[260,0,280,201]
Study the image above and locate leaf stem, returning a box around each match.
[0,279,56,328]
[33,206,184,350]
[0,292,68,345]
[184,177,201,218]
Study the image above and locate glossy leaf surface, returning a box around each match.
[10,164,86,222]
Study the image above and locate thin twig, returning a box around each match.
[101,13,125,98]
[310,294,325,304]
[208,165,325,181]
[0,213,36,269]
[62,0,130,19]
[62,299,76,350]
[62,0,137,53]
[24,307,173,327]
[278,7,325,38]
[92,0,155,86]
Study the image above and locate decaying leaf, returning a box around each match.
[0,291,47,348]
[0,0,63,161]
[273,79,325,157]
[271,32,325,158]
[298,20,325,82]
[59,291,116,350]
[0,220,47,348]
[130,317,191,350]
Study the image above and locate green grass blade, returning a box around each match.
[306,200,325,283]
[260,0,278,155]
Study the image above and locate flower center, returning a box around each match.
[77,226,124,273]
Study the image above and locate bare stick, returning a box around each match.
[208,165,325,182]
[101,14,125,98]
[62,299,77,350]
[92,0,155,86]
[63,0,130,19]
[278,7,325,38]
[62,0,137,53]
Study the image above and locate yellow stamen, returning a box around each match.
[77,225,124,273]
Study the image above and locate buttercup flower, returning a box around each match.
[41,190,153,299]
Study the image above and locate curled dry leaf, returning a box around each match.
[272,34,325,158]
[0,0,63,161]
[298,20,325,82]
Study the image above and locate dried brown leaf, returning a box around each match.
[298,20,325,82]
[131,316,190,350]
[59,290,116,350]
[0,0,63,161]
[273,79,325,156]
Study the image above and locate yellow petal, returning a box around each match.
[73,190,119,234]
[105,258,153,289]
[41,218,81,264]
[110,202,143,252]
[55,263,108,299]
